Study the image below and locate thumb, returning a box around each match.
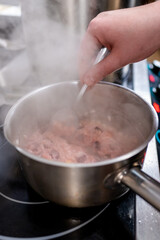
[83,51,121,86]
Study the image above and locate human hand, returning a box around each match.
[79,1,160,86]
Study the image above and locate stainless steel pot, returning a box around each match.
[4,82,160,210]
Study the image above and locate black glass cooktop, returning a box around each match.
[0,126,135,240]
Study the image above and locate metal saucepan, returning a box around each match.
[3,81,160,210]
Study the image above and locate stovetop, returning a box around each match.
[0,53,160,240]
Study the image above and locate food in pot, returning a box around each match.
[23,118,137,163]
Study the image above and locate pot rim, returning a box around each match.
[4,81,158,168]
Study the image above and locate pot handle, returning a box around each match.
[116,167,160,211]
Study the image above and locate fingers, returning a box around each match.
[78,31,102,81]
[78,12,122,86]
[80,50,121,86]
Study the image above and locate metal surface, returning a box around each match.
[106,0,148,10]
[4,81,158,208]
[77,83,88,102]
[119,167,160,211]
[77,47,109,101]
[133,60,160,240]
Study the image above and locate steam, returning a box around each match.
[0,0,104,106]
[17,0,106,129]
[0,104,11,127]
[0,1,145,105]
[0,1,105,108]
[19,0,106,87]
[20,0,92,86]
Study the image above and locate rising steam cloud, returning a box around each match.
[20,0,102,86]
